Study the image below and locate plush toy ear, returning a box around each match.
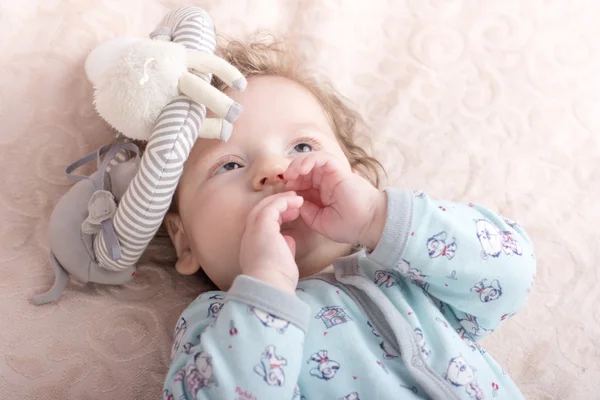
[164,213,201,275]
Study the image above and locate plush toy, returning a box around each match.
[32,6,246,305]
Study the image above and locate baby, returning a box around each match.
[163,38,536,400]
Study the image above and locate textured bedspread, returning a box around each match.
[0,1,598,399]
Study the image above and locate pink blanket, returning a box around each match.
[1,1,598,398]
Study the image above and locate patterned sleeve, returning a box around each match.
[163,275,310,399]
[366,188,537,340]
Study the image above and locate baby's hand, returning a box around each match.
[239,191,304,294]
[284,152,387,250]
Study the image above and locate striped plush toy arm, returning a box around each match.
[90,6,246,271]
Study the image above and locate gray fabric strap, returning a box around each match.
[65,141,139,185]
[65,144,112,182]
[94,141,139,192]
[65,141,140,261]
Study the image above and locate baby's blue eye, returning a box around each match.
[216,162,242,174]
[292,143,313,153]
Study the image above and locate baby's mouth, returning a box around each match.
[281,216,308,235]
[281,221,294,231]
[280,189,323,233]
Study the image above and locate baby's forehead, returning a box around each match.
[185,76,335,164]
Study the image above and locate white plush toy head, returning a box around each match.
[85,33,244,142]
[87,37,188,140]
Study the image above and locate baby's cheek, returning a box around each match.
[194,194,249,250]
[191,205,247,285]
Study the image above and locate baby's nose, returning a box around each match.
[252,171,285,191]
[252,158,289,191]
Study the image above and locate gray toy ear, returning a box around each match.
[81,190,117,234]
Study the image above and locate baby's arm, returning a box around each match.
[164,276,310,399]
[366,188,536,339]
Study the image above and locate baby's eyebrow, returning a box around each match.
[191,138,230,166]
[189,121,326,167]
[185,145,226,177]
[197,147,225,165]
[288,121,325,134]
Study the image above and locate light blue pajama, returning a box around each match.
[164,188,536,400]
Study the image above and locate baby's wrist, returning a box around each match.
[359,190,388,250]
[242,269,297,295]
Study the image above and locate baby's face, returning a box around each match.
[173,76,353,290]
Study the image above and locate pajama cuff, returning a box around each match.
[366,188,414,269]
[226,275,311,333]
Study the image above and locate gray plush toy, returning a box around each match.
[32,144,139,305]
[32,6,246,305]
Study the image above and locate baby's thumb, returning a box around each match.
[283,235,296,257]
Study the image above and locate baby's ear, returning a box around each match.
[164,212,201,275]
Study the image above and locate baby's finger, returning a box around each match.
[255,195,304,231]
[283,235,296,257]
[285,172,312,191]
[280,206,301,225]
[283,154,311,181]
[246,191,299,227]
[284,152,340,183]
